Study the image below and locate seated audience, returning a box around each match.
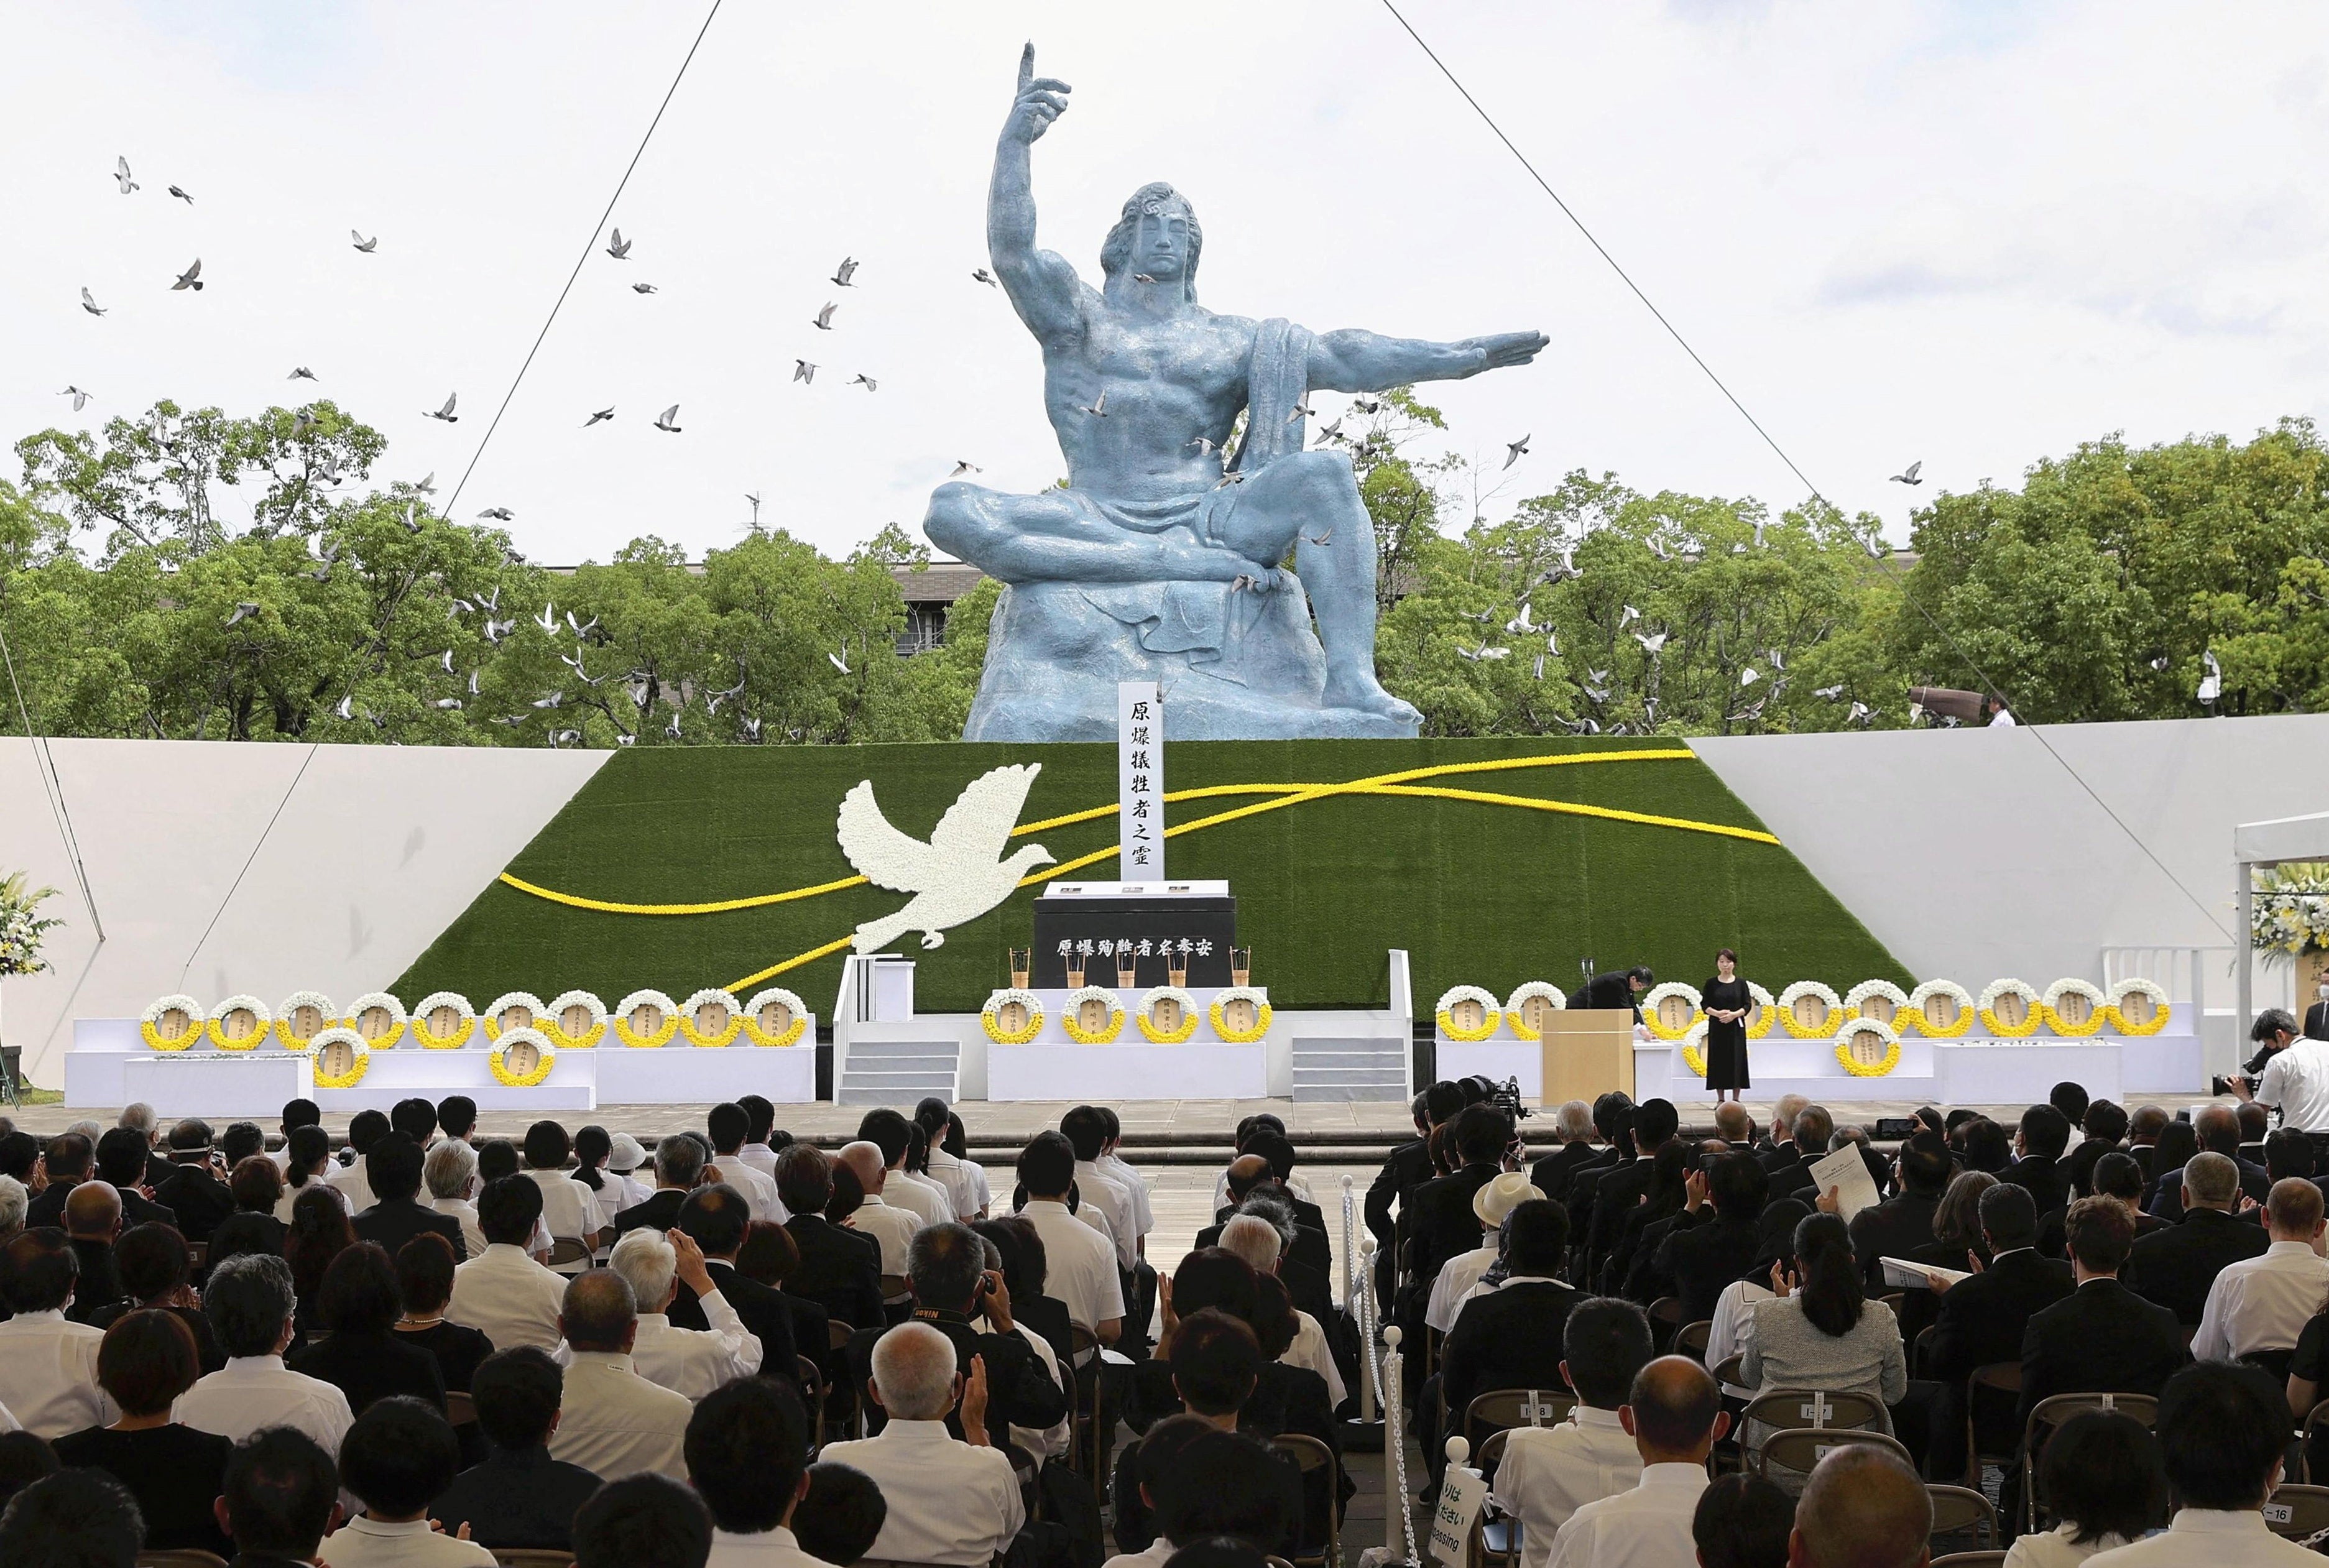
[2067,1100,2132,1198]
[2193,1177,2329,1363]
[573,1472,714,1568]
[0,1229,113,1436]
[181,1252,355,1453]
[425,1137,489,1258]
[93,1127,174,1231]
[2126,1150,2269,1324]
[1925,1181,2073,1484]
[0,1469,142,1568]
[62,1179,127,1324]
[1423,1171,1544,1333]
[320,1396,495,1568]
[523,1120,602,1273]
[836,1139,922,1275]
[706,1103,784,1224]
[208,1155,291,1261]
[430,1347,601,1549]
[277,1122,344,1221]
[24,1132,91,1229]
[1109,1414,1225,1568]
[154,1118,237,1240]
[2002,1410,2164,1568]
[1656,1152,1769,1327]
[0,1431,60,1515]
[291,1240,449,1414]
[446,1174,568,1352]
[285,1180,357,1337]
[550,1270,694,1480]
[353,1133,465,1263]
[390,1097,440,1150]
[819,1320,1025,1566]
[616,1134,708,1238]
[88,1221,225,1373]
[670,1184,801,1377]
[438,1096,478,1146]
[334,1110,391,1213]
[793,1462,888,1568]
[53,1309,234,1556]
[1690,1475,1796,1568]
[1546,1358,1727,1568]
[686,1377,818,1568]
[2085,1362,2317,1568]
[2018,1196,2189,1429]
[1015,1130,1125,1344]
[2004,1105,2075,1212]
[1493,1296,1656,1568]
[1216,1213,1342,1404]
[1408,1104,1521,1286]
[1740,1213,1907,1436]
[2088,1151,2162,1236]
[393,1233,494,1392]
[1153,1427,1306,1558]
[777,1143,885,1333]
[1848,1131,1950,1286]
[217,1427,343,1568]
[606,1225,763,1399]
[1786,1446,1930,1568]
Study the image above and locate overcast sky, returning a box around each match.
[9,1,2329,566]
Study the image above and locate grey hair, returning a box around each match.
[655,1133,706,1188]
[906,1222,986,1312]
[1235,1191,1296,1250]
[870,1321,958,1420]
[0,1175,25,1234]
[609,1228,678,1311]
[1218,1214,1283,1273]
[1554,1100,1595,1141]
[2183,1150,2239,1207]
[425,1138,478,1201]
[64,1120,103,1145]
[118,1104,157,1136]
[205,1252,297,1358]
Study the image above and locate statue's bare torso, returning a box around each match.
[1040,296,1255,504]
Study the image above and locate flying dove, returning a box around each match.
[532,692,565,709]
[1814,684,1845,700]
[535,603,558,634]
[949,460,982,477]
[1457,645,1511,662]
[1740,666,1761,686]
[1505,603,1536,635]
[417,473,437,494]
[172,259,203,291]
[222,602,261,627]
[1188,437,1217,456]
[80,287,106,316]
[1503,435,1530,470]
[653,405,681,433]
[1317,417,1344,442]
[168,184,193,204]
[813,302,838,330]
[1351,397,1382,413]
[1634,629,1667,655]
[2197,651,2223,703]
[1081,389,1107,418]
[631,283,657,293]
[437,648,455,673]
[1619,604,1641,628]
[833,257,859,287]
[425,392,458,422]
[1849,701,1873,725]
[114,156,138,195]
[837,763,1056,952]
[351,231,377,252]
[434,698,463,710]
[1532,653,1546,681]
[333,696,353,720]
[58,386,91,412]
[1863,535,1891,560]
[849,374,878,391]
[288,367,318,381]
[972,267,999,287]
[828,650,851,675]
[477,507,514,522]
[606,228,632,260]
[584,407,614,427]
[1890,461,1923,485]
[794,361,816,384]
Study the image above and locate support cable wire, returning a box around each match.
[0,621,103,940]
[443,0,726,516]
[178,744,319,989]
[1378,0,2233,943]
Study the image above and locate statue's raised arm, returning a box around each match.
[1307,326,1550,393]
[989,45,1084,344]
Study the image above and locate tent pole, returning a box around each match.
[2238,860,2254,1069]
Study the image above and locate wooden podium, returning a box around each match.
[1540,1010,1635,1107]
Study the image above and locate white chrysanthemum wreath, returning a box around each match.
[1435,984,1503,1042]
[207,994,273,1051]
[408,992,477,1050]
[489,1026,556,1087]
[2042,977,2108,1038]
[742,988,808,1047]
[481,991,548,1042]
[982,988,1045,1045]
[308,1026,372,1089]
[1502,980,1565,1040]
[1062,985,1126,1045]
[1834,1017,1902,1077]
[1843,979,1909,1020]
[1210,985,1273,1044]
[1743,981,1777,1038]
[1902,979,1973,1038]
[1136,985,1199,1044]
[612,989,681,1049]
[272,991,336,1050]
[1777,980,1843,1040]
[540,990,608,1049]
[2106,977,2171,1037]
[1640,982,1704,1041]
[1680,1020,1709,1079]
[1978,978,2043,1038]
[676,988,744,1048]
[140,994,205,1052]
[344,992,408,1048]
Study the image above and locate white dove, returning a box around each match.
[2197,650,2223,703]
[837,763,1056,952]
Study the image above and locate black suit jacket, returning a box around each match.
[1404,1164,1501,1283]
[1567,973,1641,1020]
[66,1238,124,1325]
[1928,1248,2074,1387]
[1757,1141,1802,1176]
[783,1213,884,1332]
[2147,1155,2271,1222]
[353,1198,466,1263]
[1766,1153,1820,1204]
[2018,1278,2189,1427]
[2063,1137,2118,1200]
[154,1165,236,1241]
[115,1189,178,1232]
[1438,1278,1580,1420]
[208,1211,287,1263]
[1586,1155,1661,1260]
[290,1327,448,1415]
[612,1188,689,1237]
[1367,1138,1434,1248]
[1656,1210,1764,1325]
[2003,1155,2070,1214]
[1529,1143,1603,1204]
[668,1259,800,1377]
[2307,1000,2329,1041]
[431,1445,603,1551]
[2124,1206,2271,1324]
[1848,1193,1942,1288]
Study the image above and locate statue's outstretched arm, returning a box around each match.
[990,45,1084,344]
[1307,327,1549,392]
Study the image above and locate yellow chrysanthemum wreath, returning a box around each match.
[408,992,477,1050]
[1210,985,1273,1044]
[344,994,409,1049]
[677,989,745,1048]
[1503,981,1565,1040]
[139,994,206,1052]
[1835,1018,1902,1077]
[540,990,608,1049]
[489,1027,557,1087]
[981,989,1045,1045]
[1742,983,1777,1039]
[1062,985,1127,1045]
[1978,979,2044,1038]
[308,1026,372,1089]
[1640,982,1704,1042]
[206,995,272,1051]
[1900,980,1973,1038]
[1136,986,1199,1044]
[2104,978,2172,1036]
[481,992,547,1043]
[1680,1022,1709,1079]
[272,991,336,1051]
[1777,981,1843,1040]
[2042,978,2108,1038]
[742,989,808,1047]
[1434,985,1503,1042]
[1842,979,1909,1024]
[612,990,681,1049]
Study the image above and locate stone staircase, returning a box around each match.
[1289,1034,1409,1102]
[836,1038,960,1105]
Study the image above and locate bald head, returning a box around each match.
[1621,1355,1725,1462]
[63,1179,121,1240]
[1791,1445,1930,1568]
[560,1269,639,1354]
[2194,1104,2241,1153]
[1225,1153,1272,1202]
[837,1141,887,1195]
[2269,1176,2326,1242]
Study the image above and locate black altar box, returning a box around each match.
[1031,891,1237,989]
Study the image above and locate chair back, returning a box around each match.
[829,1318,857,1350]
[546,1237,590,1268]
[2304,1398,2329,1484]
[1710,1353,1745,1390]
[444,1389,477,1427]
[2021,1393,2160,1531]
[1961,1362,2024,1487]
[1926,1485,1999,1552]
[1271,1432,1340,1568]
[1674,1319,1712,1362]
[489,1554,576,1568]
[1648,1296,1684,1324]
[880,1272,910,1304]
[1929,1555,2007,1568]
[1464,1388,1575,1449]
[1738,1388,1885,1434]
[2265,1484,2329,1540]
[136,1554,229,1568]
[1753,1428,1912,1489]
[796,1354,827,1446]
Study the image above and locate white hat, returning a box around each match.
[608,1133,647,1173]
[1473,1171,1547,1225]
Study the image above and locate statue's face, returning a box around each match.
[1135,203,1191,280]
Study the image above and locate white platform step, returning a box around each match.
[839,1038,959,1105]
[1292,1036,1406,1102]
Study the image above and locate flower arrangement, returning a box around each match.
[676,988,745,1048]
[0,872,62,979]
[1777,980,1843,1040]
[1901,979,1973,1038]
[2105,977,2172,1036]
[139,994,206,1052]
[407,992,476,1050]
[344,992,408,1048]
[981,988,1045,1045]
[1680,1020,1708,1079]
[2252,864,2329,960]
[1842,979,1909,1019]
[307,1026,372,1089]
[1502,980,1565,1040]
[612,989,680,1049]
[742,987,808,1047]
[488,1026,556,1087]
[1136,985,1199,1043]
[1640,982,1704,1041]
[272,991,336,1050]
[1062,985,1126,1045]
[1210,985,1273,1044]
[1434,984,1503,1042]
[540,990,609,1049]
[1743,982,1776,1038]
[1978,978,2043,1037]
[2042,977,2108,1038]
[481,991,548,1042]
[206,994,272,1051]
[1834,1017,1902,1077]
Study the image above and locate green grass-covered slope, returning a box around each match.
[392,737,1909,1016]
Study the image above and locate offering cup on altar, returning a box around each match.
[1116,954,1138,988]
[1168,956,1188,987]
[1010,949,1031,989]
[1231,948,1252,986]
[1066,962,1084,989]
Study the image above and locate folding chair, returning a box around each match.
[2264,1484,2329,1540]
[1752,1428,1912,1490]
[546,1238,591,1269]
[1472,1429,1521,1568]
[136,1554,229,1568]
[1464,1388,1574,1451]
[1068,1324,1107,1504]
[444,1390,477,1427]
[1710,1354,1746,1391]
[1928,1555,2006,1568]
[1737,1388,1887,1479]
[1674,1319,1712,1363]
[880,1273,911,1306]
[1271,1432,1340,1568]
[489,1554,576,1568]
[796,1354,826,1450]
[1962,1363,2022,1491]
[2303,1398,2329,1483]
[2021,1393,2159,1532]
[1926,1485,2000,1555]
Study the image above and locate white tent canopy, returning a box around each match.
[2235,809,2329,1044]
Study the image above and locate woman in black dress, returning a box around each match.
[1702,948,1752,1102]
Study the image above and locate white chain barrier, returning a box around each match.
[1385,1326,1416,1566]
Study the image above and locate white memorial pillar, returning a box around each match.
[1118,681,1161,883]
